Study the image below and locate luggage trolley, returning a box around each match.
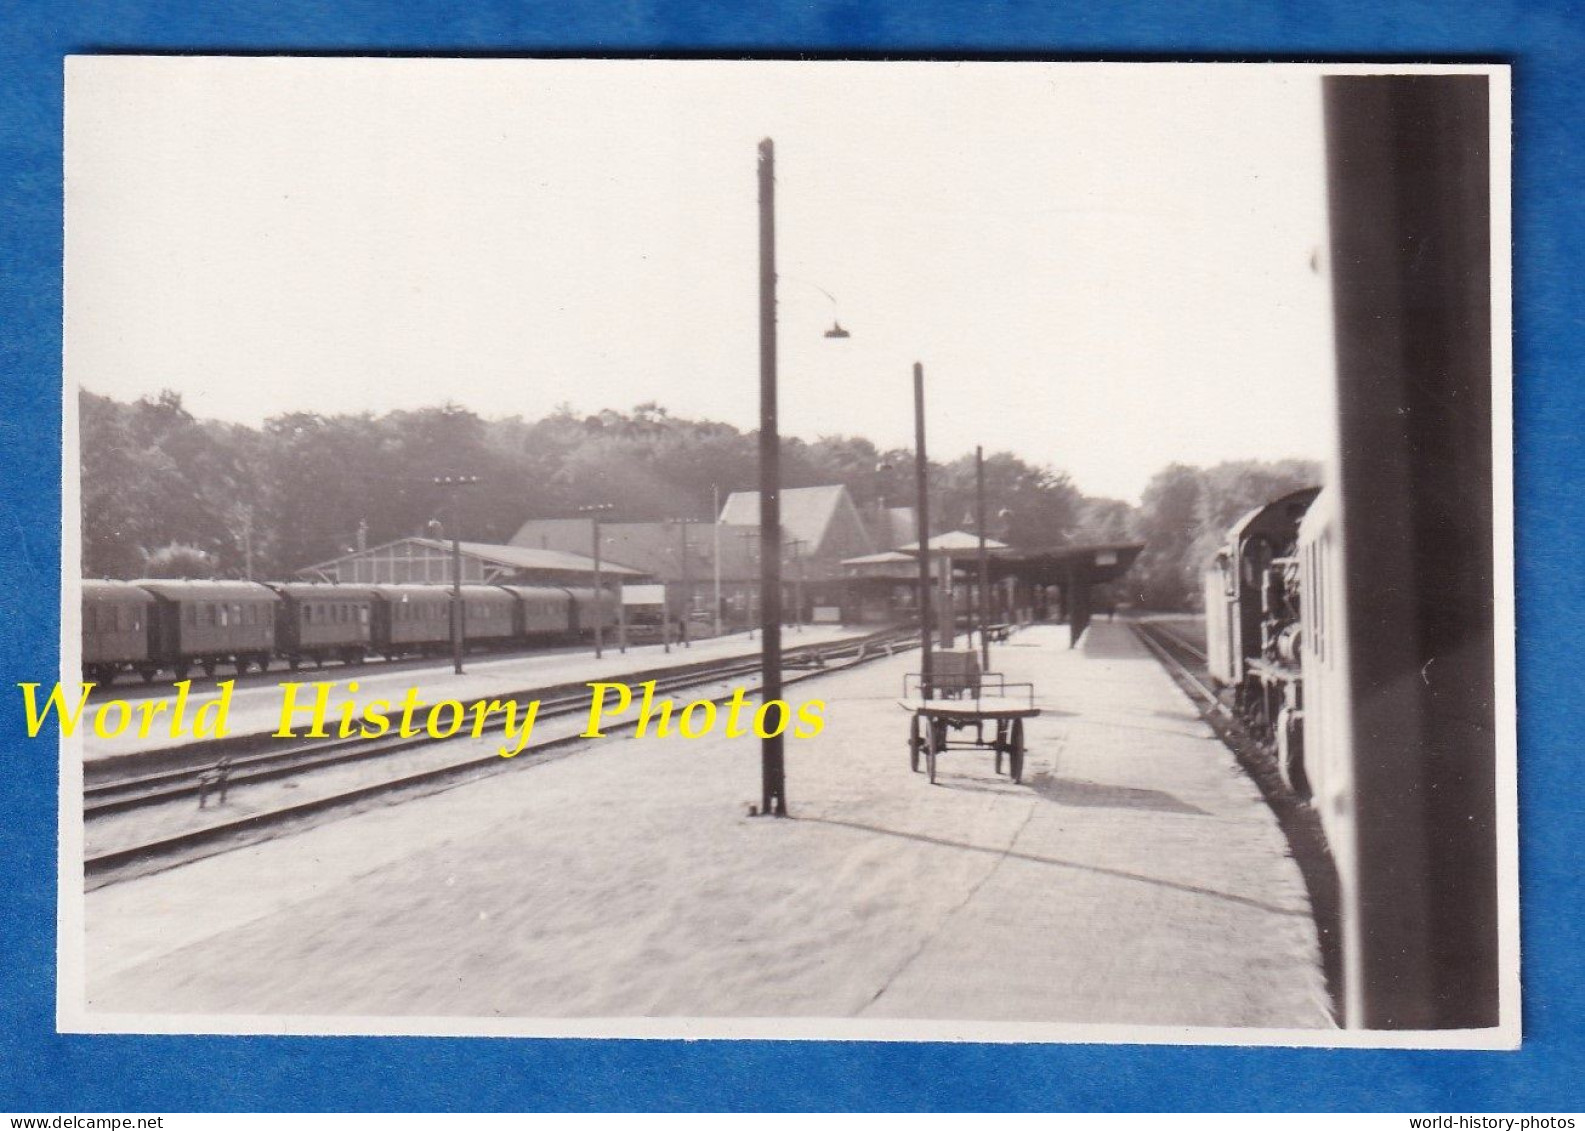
[899,651,1040,785]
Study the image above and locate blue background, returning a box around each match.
[1,1,1579,1113]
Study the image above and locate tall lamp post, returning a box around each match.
[751,138,851,817]
[433,474,480,675]
[976,445,991,673]
[913,362,934,697]
[668,517,694,649]
[756,137,786,817]
[578,503,614,659]
[738,528,760,640]
[786,538,808,632]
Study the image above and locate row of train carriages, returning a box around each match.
[80,579,618,685]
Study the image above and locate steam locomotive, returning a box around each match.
[1199,75,1504,1031]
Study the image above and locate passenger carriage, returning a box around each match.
[135,579,279,679]
[267,583,377,669]
[369,584,454,658]
[495,584,576,640]
[81,579,156,685]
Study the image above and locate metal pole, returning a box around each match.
[757,137,786,817]
[712,485,723,637]
[977,445,990,672]
[617,574,626,653]
[794,541,804,632]
[592,517,603,660]
[741,529,759,641]
[913,361,933,697]
[679,519,691,647]
[940,553,955,649]
[450,490,464,675]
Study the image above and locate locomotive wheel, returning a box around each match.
[288,656,301,671]
[255,655,270,674]
[909,715,922,773]
[98,668,117,688]
[200,659,216,678]
[234,657,250,676]
[139,667,156,685]
[173,663,190,681]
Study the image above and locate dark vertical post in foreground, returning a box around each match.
[976,445,990,673]
[757,138,786,817]
[1323,75,1497,1029]
[913,362,933,697]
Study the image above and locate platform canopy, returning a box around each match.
[896,530,1010,554]
[986,542,1145,586]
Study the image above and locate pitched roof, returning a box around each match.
[718,484,872,557]
[897,530,1011,553]
[297,537,644,578]
[510,519,757,580]
[451,539,644,577]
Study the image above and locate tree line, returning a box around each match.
[79,389,1317,610]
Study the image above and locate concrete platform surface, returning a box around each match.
[80,622,1331,1033]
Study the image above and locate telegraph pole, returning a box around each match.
[434,475,480,675]
[677,518,692,648]
[757,137,786,818]
[712,485,723,637]
[913,363,933,697]
[976,445,991,672]
[578,503,614,659]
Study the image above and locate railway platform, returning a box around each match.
[80,621,1331,1032]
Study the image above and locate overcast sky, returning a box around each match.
[66,58,1335,503]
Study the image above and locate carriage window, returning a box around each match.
[183,604,196,627]
[358,606,369,625]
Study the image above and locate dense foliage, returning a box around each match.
[79,389,1317,609]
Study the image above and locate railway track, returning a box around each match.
[84,627,915,885]
[1129,619,1219,713]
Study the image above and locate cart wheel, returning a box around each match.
[909,715,923,773]
[1009,718,1025,784]
[926,720,941,785]
[994,719,1007,775]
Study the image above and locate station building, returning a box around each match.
[295,536,647,588]
[511,484,883,630]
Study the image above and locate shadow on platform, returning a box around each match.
[1027,772,1210,816]
[800,815,1309,919]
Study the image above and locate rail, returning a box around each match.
[84,626,916,884]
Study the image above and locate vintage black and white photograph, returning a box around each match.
[57,58,1515,1045]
